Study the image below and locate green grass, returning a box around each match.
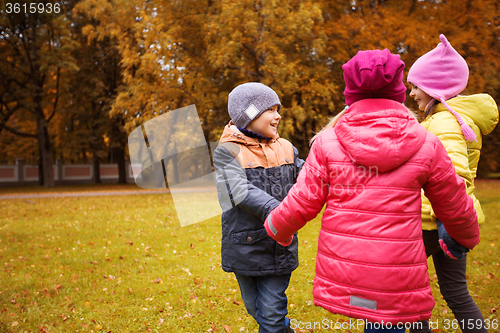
[0,181,499,332]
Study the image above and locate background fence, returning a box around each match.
[0,159,135,186]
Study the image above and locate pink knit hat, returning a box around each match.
[407,34,476,141]
[343,49,406,105]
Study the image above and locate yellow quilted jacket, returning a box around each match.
[421,94,499,230]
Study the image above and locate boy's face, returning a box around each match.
[246,105,281,138]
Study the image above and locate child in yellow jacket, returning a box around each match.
[407,34,499,333]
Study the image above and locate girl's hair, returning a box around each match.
[309,104,420,146]
[309,106,349,146]
[422,99,439,120]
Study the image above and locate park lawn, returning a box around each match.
[0,180,498,332]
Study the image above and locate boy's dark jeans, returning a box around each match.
[234,273,291,333]
[410,230,487,333]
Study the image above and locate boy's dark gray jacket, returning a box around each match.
[213,122,304,276]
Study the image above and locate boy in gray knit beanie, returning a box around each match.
[213,82,304,333]
[228,82,282,138]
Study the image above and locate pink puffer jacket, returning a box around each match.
[264,99,480,324]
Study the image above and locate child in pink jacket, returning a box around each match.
[264,49,480,333]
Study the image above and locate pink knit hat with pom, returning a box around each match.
[343,49,406,105]
[407,34,476,142]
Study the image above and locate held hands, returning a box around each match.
[436,220,470,259]
[264,215,293,247]
[278,235,293,247]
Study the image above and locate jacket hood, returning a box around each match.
[335,99,427,173]
[435,94,499,135]
[219,121,278,145]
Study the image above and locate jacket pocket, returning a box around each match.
[227,228,275,274]
[231,228,269,245]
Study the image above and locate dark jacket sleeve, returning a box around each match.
[423,136,480,250]
[293,146,305,181]
[213,145,281,221]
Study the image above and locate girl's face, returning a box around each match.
[246,105,281,138]
[409,83,434,111]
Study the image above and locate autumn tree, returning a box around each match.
[1,0,130,184]
[54,6,128,183]
[70,0,140,183]
[0,4,78,187]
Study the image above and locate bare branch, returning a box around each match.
[2,124,37,138]
[408,0,417,16]
[48,67,61,122]
[178,44,204,59]
[0,90,33,116]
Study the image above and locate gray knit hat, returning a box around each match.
[228,82,282,128]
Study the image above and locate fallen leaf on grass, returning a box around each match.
[129,288,133,294]
[487,273,498,281]
[71,275,79,283]
[41,288,50,297]
[224,324,231,332]
[151,278,163,284]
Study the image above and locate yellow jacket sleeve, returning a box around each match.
[420,111,474,230]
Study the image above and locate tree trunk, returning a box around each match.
[113,146,127,184]
[164,149,180,186]
[38,152,44,186]
[81,147,88,164]
[92,157,101,183]
[172,153,179,185]
[109,112,128,184]
[36,116,54,188]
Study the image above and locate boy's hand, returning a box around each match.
[436,220,470,259]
